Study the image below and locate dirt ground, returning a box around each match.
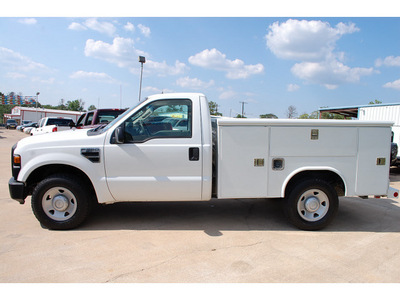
[1,128,400,285]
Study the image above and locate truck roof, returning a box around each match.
[145,92,206,101]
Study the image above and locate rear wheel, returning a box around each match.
[284,179,339,230]
[31,174,92,230]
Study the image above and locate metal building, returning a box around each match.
[319,103,400,145]
[4,106,82,124]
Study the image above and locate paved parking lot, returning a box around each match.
[1,128,400,283]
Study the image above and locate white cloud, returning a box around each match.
[291,59,374,89]
[84,38,186,76]
[68,22,87,31]
[138,24,151,37]
[124,22,135,32]
[146,60,188,76]
[0,46,50,73]
[84,37,142,69]
[188,48,264,79]
[176,76,215,89]
[383,79,400,90]
[266,19,359,61]
[18,18,37,25]
[70,70,118,84]
[375,56,400,67]
[287,83,300,92]
[84,18,116,36]
[219,90,237,100]
[68,18,116,36]
[5,72,27,79]
[32,77,55,84]
[265,19,374,89]
[143,86,174,94]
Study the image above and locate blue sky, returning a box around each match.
[1,6,400,118]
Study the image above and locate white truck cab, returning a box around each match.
[8,93,399,230]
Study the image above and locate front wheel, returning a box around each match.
[31,174,92,230]
[284,179,339,230]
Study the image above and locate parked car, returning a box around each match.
[6,119,18,129]
[17,121,35,131]
[75,108,126,129]
[23,124,38,134]
[30,117,74,136]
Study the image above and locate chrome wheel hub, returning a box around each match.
[42,187,77,221]
[297,189,329,222]
[304,197,320,212]
[52,195,69,211]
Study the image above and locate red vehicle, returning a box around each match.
[76,108,126,129]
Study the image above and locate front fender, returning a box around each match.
[18,152,114,204]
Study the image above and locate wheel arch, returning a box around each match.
[283,168,346,198]
[25,164,98,203]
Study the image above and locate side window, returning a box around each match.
[76,114,85,127]
[123,99,192,143]
[85,112,94,125]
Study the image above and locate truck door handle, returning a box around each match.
[189,147,200,161]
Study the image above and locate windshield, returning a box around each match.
[87,103,140,135]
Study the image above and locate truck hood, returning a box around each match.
[16,128,102,150]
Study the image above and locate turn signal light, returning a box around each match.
[13,155,21,165]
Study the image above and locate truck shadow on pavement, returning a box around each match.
[79,196,400,234]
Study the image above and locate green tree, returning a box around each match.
[235,114,246,118]
[260,113,278,119]
[286,105,298,119]
[1,92,14,121]
[369,99,382,105]
[209,101,222,116]
[67,99,85,111]
[299,111,318,119]
[88,105,97,111]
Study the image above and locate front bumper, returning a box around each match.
[8,177,26,204]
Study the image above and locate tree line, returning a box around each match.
[1,91,96,121]
[209,99,383,119]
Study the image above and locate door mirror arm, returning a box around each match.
[114,125,125,144]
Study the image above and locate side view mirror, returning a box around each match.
[114,125,125,144]
[69,121,76,128]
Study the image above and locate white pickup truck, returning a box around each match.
[30,117,75,135]
[9,93,399,230]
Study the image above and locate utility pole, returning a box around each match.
[138,56,146,102]
[239,101,247,118]
[36,92,40,122]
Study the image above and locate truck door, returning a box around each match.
[104,98,203,202]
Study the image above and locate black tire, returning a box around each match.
[31,174,92,230]
[284,179,339,230]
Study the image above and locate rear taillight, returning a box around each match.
[52,127,57,132]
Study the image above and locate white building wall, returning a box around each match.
[5,107,82,123]
[359,105,400,144]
